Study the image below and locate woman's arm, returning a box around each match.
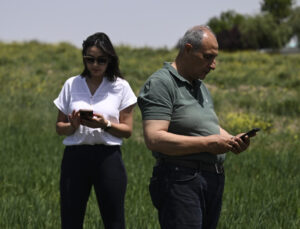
[55,110,80,136]
[105,104,135,138]
[81,104,136,139]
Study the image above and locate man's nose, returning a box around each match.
[210,59,216,70]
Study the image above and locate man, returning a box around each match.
[137,25,252,229]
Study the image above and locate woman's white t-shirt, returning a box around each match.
[54,75,137,146]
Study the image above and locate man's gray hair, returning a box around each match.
[177,25,214,52]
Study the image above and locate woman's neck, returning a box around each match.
[86,75,104,95]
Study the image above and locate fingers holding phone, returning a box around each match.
[79,109,93,120]
[79,109,95,127]
[68,110,81,129]
[240,128,260,141]
[230,135,249,154]
[79,110,107,129]
[231,128,260,154]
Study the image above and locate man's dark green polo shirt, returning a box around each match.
[138,62,226,164]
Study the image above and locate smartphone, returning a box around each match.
[79,109,93,120]
[240,128,260,141]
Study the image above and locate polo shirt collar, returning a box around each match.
[163,62,201,87]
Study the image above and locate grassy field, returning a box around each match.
[0,41,299,228]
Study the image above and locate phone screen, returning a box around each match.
[240,128,260,141]
[79,109,93,119]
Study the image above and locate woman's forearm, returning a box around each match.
[56,121,77,136]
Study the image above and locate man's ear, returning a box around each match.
[184,43,193,53]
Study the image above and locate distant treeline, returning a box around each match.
[205,0,300,50]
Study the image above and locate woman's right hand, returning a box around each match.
[68,110,81,130]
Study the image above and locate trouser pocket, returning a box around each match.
[149,176,164,209]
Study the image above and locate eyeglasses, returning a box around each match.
[83,56,109,65]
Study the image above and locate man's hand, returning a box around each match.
[205,134,245,155]
[230,134,250,154]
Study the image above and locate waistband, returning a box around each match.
[157,158,224,174]
[66,144,120,150]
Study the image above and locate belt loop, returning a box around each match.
[214,163,224,174]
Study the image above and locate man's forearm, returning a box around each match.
[143,120,234,156]
[219,127,233,138]
[145,130,213,156]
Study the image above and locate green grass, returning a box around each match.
[0,41,299,228]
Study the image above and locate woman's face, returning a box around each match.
[84,46,109,78]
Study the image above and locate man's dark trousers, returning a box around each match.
[149,163,225,229]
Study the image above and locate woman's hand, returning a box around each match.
[68,110,81,130]
[80,113,108,129]
[56,110,80,136]
[80,104,135,139]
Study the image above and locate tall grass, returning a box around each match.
[0,41,299,228]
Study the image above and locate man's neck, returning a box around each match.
[172,58,193,84]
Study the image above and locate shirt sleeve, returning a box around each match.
[138,74,174,121]
[119,80,137,111]
[53,79,70,115]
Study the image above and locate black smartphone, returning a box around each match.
[240,128,260,141]
[79,109,93,120]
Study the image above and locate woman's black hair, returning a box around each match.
[81,32,123,81]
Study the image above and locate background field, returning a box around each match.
[0,41,299,228]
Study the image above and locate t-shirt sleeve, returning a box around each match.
[119,80,137,111]
[138,75,173,121]
[53,80,70,115]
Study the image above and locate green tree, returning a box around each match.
[261,0,295,23]
[288,6,300,47]
[240,14,292,49]
[207,11,245,50]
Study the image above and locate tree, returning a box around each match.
[261,0,295,23]
[207,11,245,50]
[288,6,300,47]
[239,14,292,49]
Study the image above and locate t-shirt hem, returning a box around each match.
[53,99,68,115]
[119,98,137,111]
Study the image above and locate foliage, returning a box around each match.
[241,13,292,49]
[287,6,300,47]
[207,11,245,50]
[261,0,295,23]
[207,11,245,35]
[0,42,299,228]
[222,112,272,134]
[207,0,300,50]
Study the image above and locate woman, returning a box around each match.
[54,32,137,229]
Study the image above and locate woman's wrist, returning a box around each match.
[69,122,77,132]
[104,120,112,131]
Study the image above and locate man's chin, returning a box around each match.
[199,73,207,80]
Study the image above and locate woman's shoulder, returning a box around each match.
[111,77,131,88]
[63,75,83,86]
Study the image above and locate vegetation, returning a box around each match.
[0,41,299,228]
[207,0,300,50]
[261,0,295,23]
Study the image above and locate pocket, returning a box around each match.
[173,171,198,183]
[149,176,166,209]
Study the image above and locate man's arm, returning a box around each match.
[143,120,239,156]
[220,127,233,138]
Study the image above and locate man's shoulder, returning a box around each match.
[148,67,174,84]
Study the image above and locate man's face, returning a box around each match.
[185,32,218,81]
